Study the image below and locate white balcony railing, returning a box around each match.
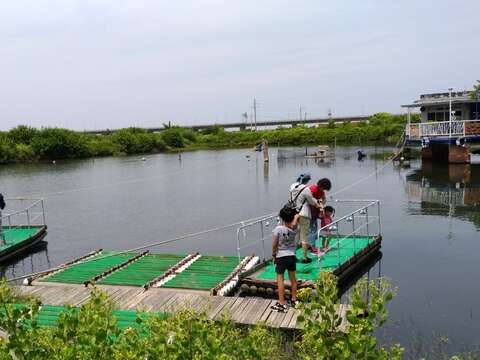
[406,119,480,140]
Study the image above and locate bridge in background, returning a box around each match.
[84,115,373,134]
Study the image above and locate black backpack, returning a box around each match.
[0,193,5,210]
[286,185,307,214]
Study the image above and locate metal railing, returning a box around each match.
[316,199,381,268]
[236,214,279,262]
[0,198,46,241]
[406,119,480,140]
[235,199,381,263]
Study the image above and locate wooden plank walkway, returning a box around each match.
[15,284,348,330]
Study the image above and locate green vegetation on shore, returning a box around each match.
[0,273,403,359]
[0,113,418,164]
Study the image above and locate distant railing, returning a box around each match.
[406,182,465,207]
[0,198,46,240]
[406,119,480,140]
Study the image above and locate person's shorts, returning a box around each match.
[275,256,296,274]
[299,216,310,245]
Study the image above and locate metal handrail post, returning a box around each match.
[26,209,30,228]
[41,199,46,226]
[336,223,341,266]
[260,220,266,261]
[317,230,321,267]
[365,207,369,237]
[377,201,381,238]
[352,213,356,252]
[236,225,243,262]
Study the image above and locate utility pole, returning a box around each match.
[253,98,258,131]
[299,106,303,122]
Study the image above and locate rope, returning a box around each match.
[7,139,407,284]
[6,214,270,283]
[12,153,245,199]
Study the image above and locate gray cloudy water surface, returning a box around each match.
[0,147,479,355]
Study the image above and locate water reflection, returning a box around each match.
[339,251,383,298]
[0,240,51,280]
[405,163,480,228]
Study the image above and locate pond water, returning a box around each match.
[0,146,479,355]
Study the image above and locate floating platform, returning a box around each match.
[15,283,348,330]
[3,303,165,331]
[36,250,258,296]
[239,235,382,295]
[0,225,47,263]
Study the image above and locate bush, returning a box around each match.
[0,142,16,164]
[31,128,91,159]
[87,137,120,157]
[161,128,185,148]
[14,144,35,162]
[110,128,156,155]
[200,125,224,135]
[8,126,37,145]
[296,272,403,359]
[0,284,282,360]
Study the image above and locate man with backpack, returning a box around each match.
[289,173,320,263]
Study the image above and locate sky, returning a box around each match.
[0,0,479,130]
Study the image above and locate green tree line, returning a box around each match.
[0,113,417,164]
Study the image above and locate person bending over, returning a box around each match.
[271,205,299,312]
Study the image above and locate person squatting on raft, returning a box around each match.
[270,205,299,312]
[308,178,332,254]
[289,173,320,264]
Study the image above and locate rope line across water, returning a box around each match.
[7,143,405,283]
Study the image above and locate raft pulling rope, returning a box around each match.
[7,214,270,284]
[13,153,246,199]
[9,142,406,284]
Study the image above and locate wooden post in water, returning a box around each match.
[262,139,269,162]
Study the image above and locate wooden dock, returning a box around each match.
[16,283,348,330]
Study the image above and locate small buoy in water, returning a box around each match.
[400,156,405,161]
[246,155,250,158]
[141,157,146,161]
[22,278,30,286]
[52,160,56,164]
